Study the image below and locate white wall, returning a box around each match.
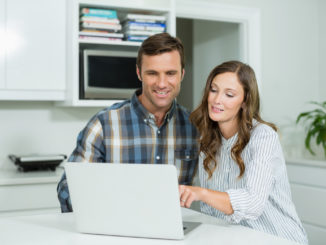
[319,0,326,99]
[176,19,240,110]
[0,101,100,170]
[185,0,322,159]
[193,20,240,108]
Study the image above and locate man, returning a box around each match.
[57,33,199,212]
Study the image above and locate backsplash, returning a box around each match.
[0,101,102,170]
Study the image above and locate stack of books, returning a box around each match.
[122,14,166,42]
[79,7,124,41]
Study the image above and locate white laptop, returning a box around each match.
[64,162,201,240]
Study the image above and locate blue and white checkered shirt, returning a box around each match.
[57,90,199,212]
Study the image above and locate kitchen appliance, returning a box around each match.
[8,154,67,172]
[81,49,141,100]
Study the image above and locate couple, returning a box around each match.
[57,33,307,245]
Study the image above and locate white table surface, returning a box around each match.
[0,208,300,245]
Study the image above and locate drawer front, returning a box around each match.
[0,183,60,212]
[286,164,326,188]
[290,184,326,228]
[303,223,326,245]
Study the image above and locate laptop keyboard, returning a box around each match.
[183,222,201,234]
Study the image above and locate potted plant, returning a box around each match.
[296,101,326,157]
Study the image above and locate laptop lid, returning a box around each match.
[65,163,184,240]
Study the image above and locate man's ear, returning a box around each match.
[181,69,185,81]
[136,65,142,81]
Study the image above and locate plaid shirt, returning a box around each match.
[57,90,199,212]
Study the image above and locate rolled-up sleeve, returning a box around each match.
[57,172,72,212]
[225,128,279,223]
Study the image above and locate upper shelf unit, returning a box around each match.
[58,0,176,107]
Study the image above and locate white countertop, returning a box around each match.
[286,157,326,168]
[0,208,300,245]
[0,167,64,186]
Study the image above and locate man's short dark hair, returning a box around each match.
[136,33,185,73]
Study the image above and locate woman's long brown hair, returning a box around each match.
[190,61,277,179]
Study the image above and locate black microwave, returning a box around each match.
[81,49,141,100]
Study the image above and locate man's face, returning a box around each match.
[137,50,184,114]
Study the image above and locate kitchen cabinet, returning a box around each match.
[286,159,326,245]
[0,168,63,216]
[0,0,66,101]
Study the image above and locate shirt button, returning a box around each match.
[156,156,160,160]
[157,130,160,134]
[144,119,147,123]
[186,155,190,159]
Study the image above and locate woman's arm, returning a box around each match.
[179,185,234,215]
[180,125,280,222]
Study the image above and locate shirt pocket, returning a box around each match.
[175,148,198,161]
[174,148,199,185]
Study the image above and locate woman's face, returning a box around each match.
[208,72,245,127]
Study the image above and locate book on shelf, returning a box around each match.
[81,8,117,19]
[123,24,165,32]
[82,20,122,26]
[79,35,122,42]
[125,30,162,36]
[123,13,166,23]
[79,30,124,38]
[124,21,166,28]
[81,22,122,31]
[80,16,120,24]
[126,35,148,42]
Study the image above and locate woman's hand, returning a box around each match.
[179,185,205,208]
[179,185,234,215]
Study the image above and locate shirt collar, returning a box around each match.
[221,132,238,150]
[131,89,176,124]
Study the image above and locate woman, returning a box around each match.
[179,61,308,244]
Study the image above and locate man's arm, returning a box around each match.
[57,172,72,212]
[57,117,105,212]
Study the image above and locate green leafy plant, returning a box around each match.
[296,101,326,157]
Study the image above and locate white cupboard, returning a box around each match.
[0,0,66,101]
[0,169,63,217]
[286,159,326,245]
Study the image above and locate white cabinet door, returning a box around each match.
[0,0,5,89]
[287,161,326,245]
[0,183,60,213]
[5,0,66,91]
